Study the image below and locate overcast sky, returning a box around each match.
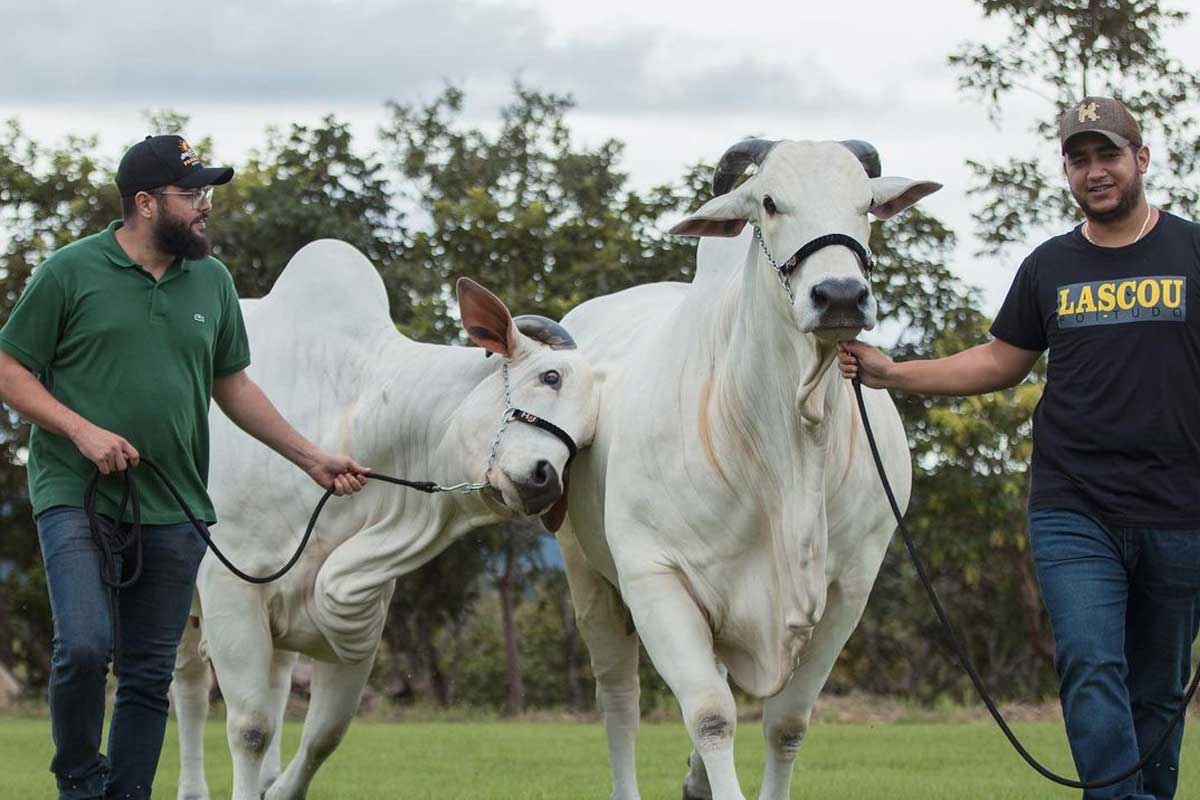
[4,0,1198,318]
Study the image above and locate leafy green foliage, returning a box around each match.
[945,0,1200,255]
[950,0,1200,254]
[378,84,699,343]
[217,117,412,311]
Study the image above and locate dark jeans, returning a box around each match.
[1030,509,1200,800]
[36,505,207,800]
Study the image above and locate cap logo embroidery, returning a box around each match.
[178,138,201,168]
[1078,103,1099,123]
[194,313,206,323]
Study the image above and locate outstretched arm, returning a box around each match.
[837,338,1041,396]
[213,369,369,495]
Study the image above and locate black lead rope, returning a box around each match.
[85,457,439,588]
[852,377,1200,790]
[84,407,578,671]
[85,458,439,671]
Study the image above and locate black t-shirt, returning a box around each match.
[990,211,1200,528]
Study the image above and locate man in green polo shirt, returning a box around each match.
[0,134,370,800]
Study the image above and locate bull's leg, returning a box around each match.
[259,650,298,796]
[680,664,727,800]
[620,571,746,800]
[174,616,212,800]
[265,656,374,800]
[204,591,279,800]
[758,576,883,799]
[559,521,643,800]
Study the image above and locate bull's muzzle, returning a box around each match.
[810,278,871,330]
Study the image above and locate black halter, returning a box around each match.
[754,228,875,302]
[780,233,875,278]
[507,408,579,464]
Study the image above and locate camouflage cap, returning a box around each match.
[1059,96,1143,153]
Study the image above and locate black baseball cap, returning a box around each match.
[116,134,234,197]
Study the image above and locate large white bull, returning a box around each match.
[172,239,597,800]
[558,139,937,800]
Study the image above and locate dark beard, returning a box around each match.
[152,210,210,260]
[1075,173,1144,225]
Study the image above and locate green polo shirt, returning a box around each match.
[0,221,250,524]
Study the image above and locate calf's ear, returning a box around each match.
[457,278,518,357]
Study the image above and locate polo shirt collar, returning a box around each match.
[100,220,193,273]
[100,221,136,268]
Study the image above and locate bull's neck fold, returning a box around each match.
[680,238,842,695]
[308,335,507,663]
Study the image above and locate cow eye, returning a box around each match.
[540,370,561,388]
[763,195,777,215]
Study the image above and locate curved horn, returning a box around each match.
[839,140,881,179]
[712,138,779,196]
[514,315,577,350]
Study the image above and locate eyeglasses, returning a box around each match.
[151,186,214,209]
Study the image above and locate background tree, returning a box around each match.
[217,117,414,315]
[379,84,700,338]
[950,0,1200,254]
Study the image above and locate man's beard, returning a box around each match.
[153,209,211,260]
[1074,171,1144,225]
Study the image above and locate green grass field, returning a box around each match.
[1,715,1195,798]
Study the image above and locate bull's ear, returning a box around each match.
[668,190,757,238]
[869,177,942,220]
[541,469,570,533]
[457,278,518,357]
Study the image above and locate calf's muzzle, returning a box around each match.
[514,460,562,515]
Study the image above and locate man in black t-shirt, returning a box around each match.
[840,97,1200,800]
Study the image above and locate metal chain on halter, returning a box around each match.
[437,361,516,493]
[754,225,876,304]
[754,226,797,302]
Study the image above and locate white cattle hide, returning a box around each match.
[172,239,597,800]
[558,139,934,800]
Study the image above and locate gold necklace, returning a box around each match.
[1083,205,1154,247]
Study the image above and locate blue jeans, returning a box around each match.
[1030,509,1200,800]
[36,506,208,800]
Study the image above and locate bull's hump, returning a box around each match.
[260,239,392,331]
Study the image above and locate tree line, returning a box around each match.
[0,0,1196,714]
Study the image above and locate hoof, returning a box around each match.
[681,776,713,800]
[682,752,712,800]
